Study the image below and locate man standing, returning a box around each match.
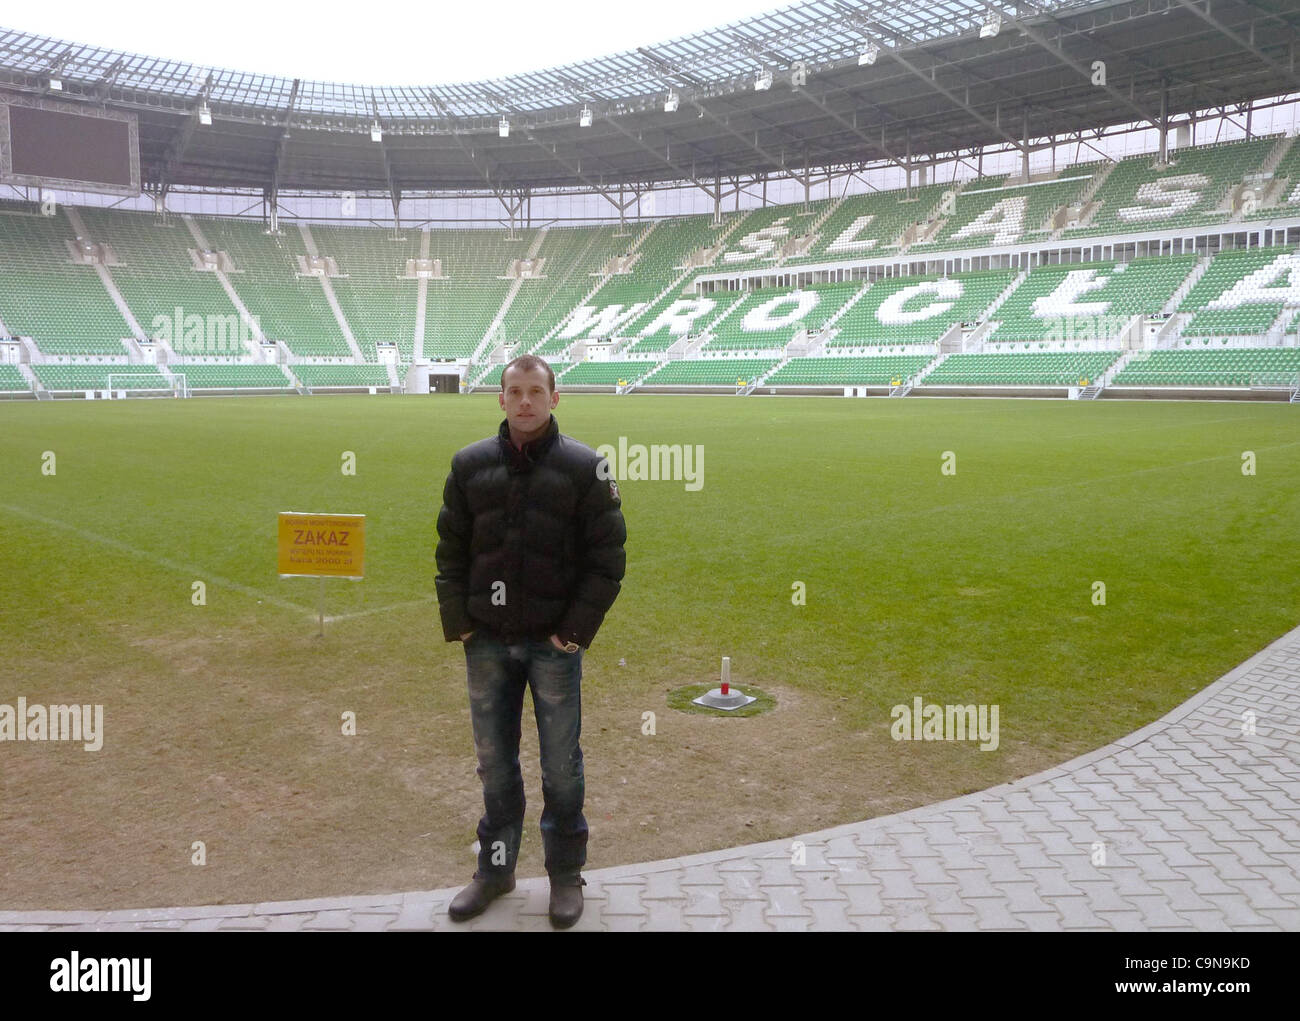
[435,354,626,928]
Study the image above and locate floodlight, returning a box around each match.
[371,120,382,142]
[198,103,212,126]
[499,116,509,138]
[48,77,62,91]
[755,69,772,91]
[580,105,593,127]
[980,13,1001,38]
[664,90,679,113]
[859,42,879,66]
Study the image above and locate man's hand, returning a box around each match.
[550,634,579,652]
[460,631,474,642]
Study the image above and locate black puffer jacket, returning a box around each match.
[435,414,626,647]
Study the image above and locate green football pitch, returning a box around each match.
[0,394,1297,909]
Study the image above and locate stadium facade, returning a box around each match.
[1,0,1299,401]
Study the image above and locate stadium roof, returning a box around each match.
[2,0,1299,197]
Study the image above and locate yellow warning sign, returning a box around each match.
[277,512,366,579]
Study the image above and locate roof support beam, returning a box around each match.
[1174,0,1300,94]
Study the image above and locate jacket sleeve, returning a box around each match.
[556,462,626,649]
[434,461,476,642]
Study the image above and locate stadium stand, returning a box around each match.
[33,364,170,391]
[988,257,1196,342]
[424,228,536,358]
[0,206,135,356]
[924,351,1122,385]
[764,355,933,386]
[1113,347,1300,385]
[831,270,1016,347]
[1064,136,1278,236]
[171,364,293,389]
[292,364,392,388]
[1177,245,1298,338]
[195,217,350,357]
[0,364,32,391]
[311,224,421,362]
[782,183,951,265]
[80,208,247,358]
[641,357,779,386]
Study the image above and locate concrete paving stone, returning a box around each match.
[1172,867,1245,897]
[914,818,969,844]
[1040,799,1088,823]
[217,915,273,930]
[1116,852,1188,882]
[642,869,688,900]
[713,857,762,874]
[682,913,730,933]
[884,901,943,931]
[948,811,1000,834]
[1211,807,1276,833]
[386,900,440,930]
[1009,842,1065,870]
[903,856,962,886]
[0,911,105,925]
[768,915,815,932]
[1112,799,1158,822]
[681,887,728,917]
[1219,879,1297,910]
[997,882,1058,915]
[601,914,646,932]
[723,900,773,931]
[931,842,985,870]
[807,900,859,930]
[1218,838,1287,867]
[1154,909,1232,932]
[764,884,812,918]
[602,884,649,915]
[842,884,888,917]
[1125,895,1192,928]
[1039,896,1111,930]
[678,863,726,886]
[300,909,359,930]
[875,869,926,900]
[515,885,554,916]
[823,834,864,858]
[1196,894,1279,927]
[644,901,687,929]
[965,898,1028,930]
[753,856,800,887]
[179,918,229,932]
[1074,809,1129,832]
[800,872,848,902]
[935,913,982,932]
[1021,867,1084,899]
[349,911,402,932]
[918,884,965,915]
[1147,841,1212,869]
[950,869,1003,900]
[976,851,1039,884]
[893,831,944,857]
[1256,908,1300,929]
[1235,865,1300,894]
[264,913,316,932]
[830,866,883,888]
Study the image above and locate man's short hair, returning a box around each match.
[501,354,555,393]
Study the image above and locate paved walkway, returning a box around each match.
[5,624,1298,932]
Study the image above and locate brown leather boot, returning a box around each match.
[448,872,516,922]
[548,876,586,929]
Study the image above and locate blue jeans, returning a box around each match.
[463,631,587,883]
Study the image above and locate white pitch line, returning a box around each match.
[325,597,436,623]
[3,501,314,617]
[5,501,440,625]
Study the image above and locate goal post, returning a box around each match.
[105,373,189,399]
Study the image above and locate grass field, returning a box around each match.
[1,393,1297,909]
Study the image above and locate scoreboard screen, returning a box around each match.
[1,97,139,195]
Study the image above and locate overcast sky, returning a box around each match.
[4,0,801,85]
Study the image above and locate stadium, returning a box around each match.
[0,0,1298,939]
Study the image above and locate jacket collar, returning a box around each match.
[498,414,559,465]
